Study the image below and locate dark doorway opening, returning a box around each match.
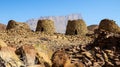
[75,30,77,35]
[41,28,44,32]
[35,56,40,64]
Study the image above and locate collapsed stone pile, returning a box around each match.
[6,20,31,31]
[52,31,120,67]
[6,20,31,36]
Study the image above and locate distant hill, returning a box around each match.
[26,14,82,33]
[0,23,6,31]
[87,25,98,31]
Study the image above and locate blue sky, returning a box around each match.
[0,0,120,26]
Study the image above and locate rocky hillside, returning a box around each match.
[87,25,98,31]
[0,23,6,31]
[87,25,98,34]
[0,19,92,67]
[26,14,82,33]
[0,19,120,67]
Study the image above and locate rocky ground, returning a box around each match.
[1,29,120,67]
[0,19,120,67]
[0,29,93,67]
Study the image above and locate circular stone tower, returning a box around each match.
[98,19,120,33]
[65,19,88,35]
[36,19,55,34]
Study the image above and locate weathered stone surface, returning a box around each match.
[33,44,52,67]
[0,57,5,67]
[92,62,101,67]
[15,45,37,66]
[115,61,120,66]
[81,52,93,60]
[0,46,24,67]
[15,44,52,67]
[51,50,69,67]
[52,49,84,67]
[27,65,45,67]
[0,39,7,48]
[64,60,84,67]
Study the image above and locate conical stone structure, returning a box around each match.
[98,19,120,33]
[36,19,55,34]
[65,19,88,35]
[6,20,31,31]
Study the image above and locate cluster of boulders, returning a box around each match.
[0,39,52,67]
[0,39,24,67]
[51,19,120,67]
[52,31,120,67]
